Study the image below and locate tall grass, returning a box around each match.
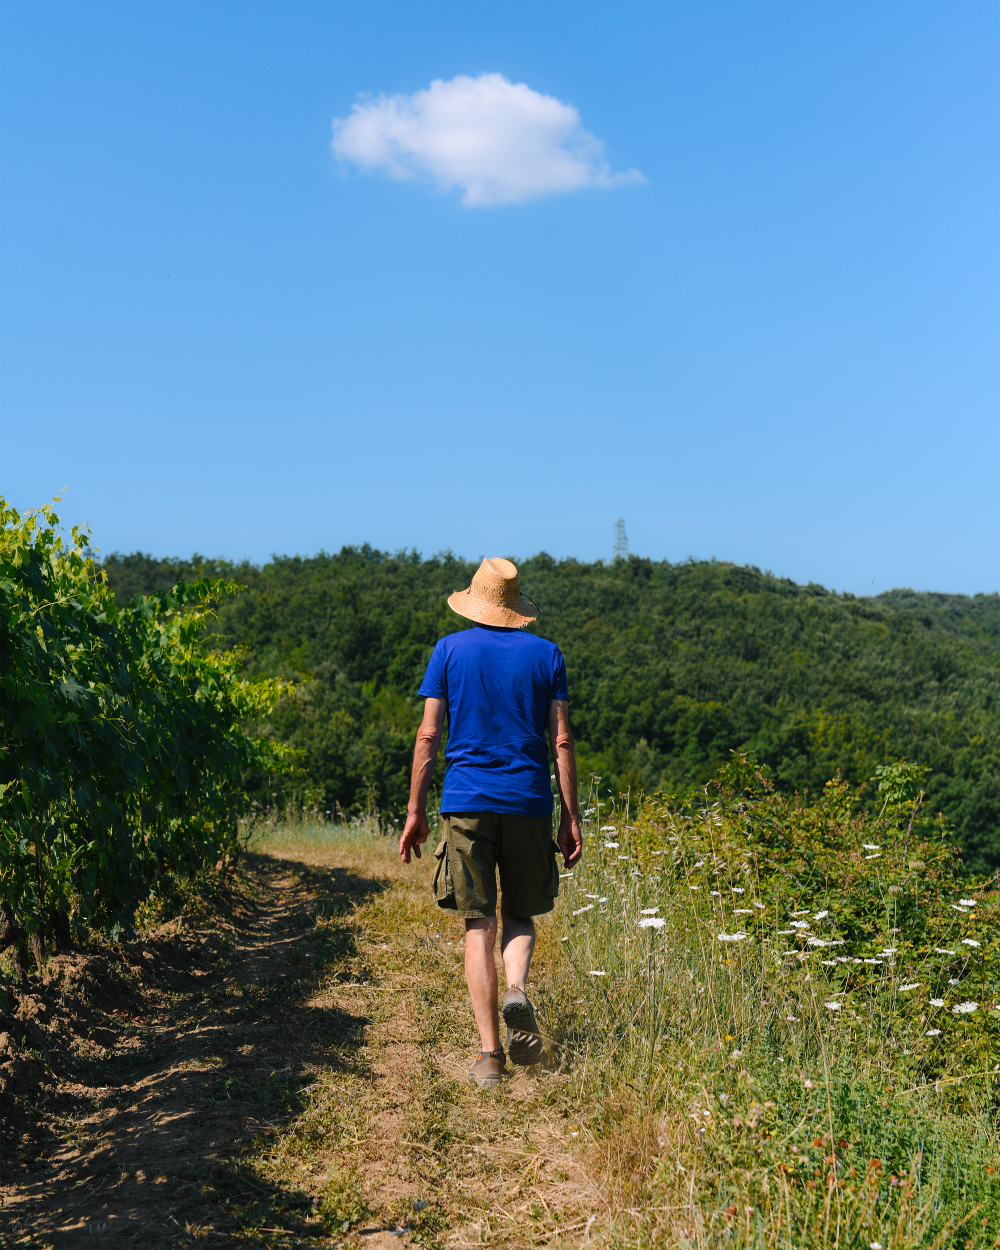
[543,760,999,1248]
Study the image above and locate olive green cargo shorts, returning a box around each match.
[432,812,560,920]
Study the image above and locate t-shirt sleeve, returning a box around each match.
[552,647,569,702]
[418,639,448,699]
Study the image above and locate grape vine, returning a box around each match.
[0,496,289,968]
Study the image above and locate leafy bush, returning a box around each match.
[0,498,288,963]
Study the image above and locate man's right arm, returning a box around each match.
[549,699,583,867]
[399,697,446,864]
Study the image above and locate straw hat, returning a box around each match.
[448,558,539,628]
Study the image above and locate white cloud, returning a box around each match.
[331,72,644,208]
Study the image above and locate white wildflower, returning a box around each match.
[925,1029,942,1036]
[587,970,607,976]
[688,885,700,891]
[600,826,617,833]
[733,909,752,915]
[952,1001,978,1014]
[962,938,981,947]
[824,1001,842,1011]
[863,844,881,851]
[820,960,838,966]
[786,1015,799,1022]
[585,893,600,899]
[640,907,659,914]
[959,898,976,907]
[638,917,666,930]
[863,958,882,965]
[898,983,920,992]
[935,948,956,955]
[929,998,944,1007]
[710,890,721,896]
[693,860,705,868]
[870,1242,883,1249]
[813,910,829,920]
[730,1048,743,1058]
[790,920,811,929]
[717,932,749,942]
[572,905,593,916]
[881,948,897,955]
[791,909,810,916]
[951,904,970,912]
[949,978,960,985]
[865,853,882,860]
[776,929,794,935]
[731,887,745,894]
[604,842,620,848]
[754,901,765,909]
[806,937,829,947]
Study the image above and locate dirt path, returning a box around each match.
[1,836,602,1248]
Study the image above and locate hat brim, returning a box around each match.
[447,588,539,628]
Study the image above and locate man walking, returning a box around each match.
[398,558,583,1087]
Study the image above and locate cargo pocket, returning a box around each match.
[545,839,561,897]
[433,839,457,910]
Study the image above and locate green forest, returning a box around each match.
[99,548,1000,874]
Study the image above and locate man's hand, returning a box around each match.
[557,811,583,868]
[399,810,430,864]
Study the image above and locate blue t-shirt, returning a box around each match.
[418,624,569,817]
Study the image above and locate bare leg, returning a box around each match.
[464,917,500,1051]
[500,908,536,992]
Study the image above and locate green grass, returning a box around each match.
[542,764,1000,1247]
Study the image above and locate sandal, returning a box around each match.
[468,1047,506,1087]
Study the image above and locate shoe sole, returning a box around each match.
[469,1071,503,1088]
[503,998,543,1066]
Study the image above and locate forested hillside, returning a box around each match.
[99,549,1000,872]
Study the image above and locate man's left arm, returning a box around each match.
[548,699,583,868]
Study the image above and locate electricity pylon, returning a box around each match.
[613,518,629,562]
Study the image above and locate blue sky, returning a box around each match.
[2,1,997,595]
